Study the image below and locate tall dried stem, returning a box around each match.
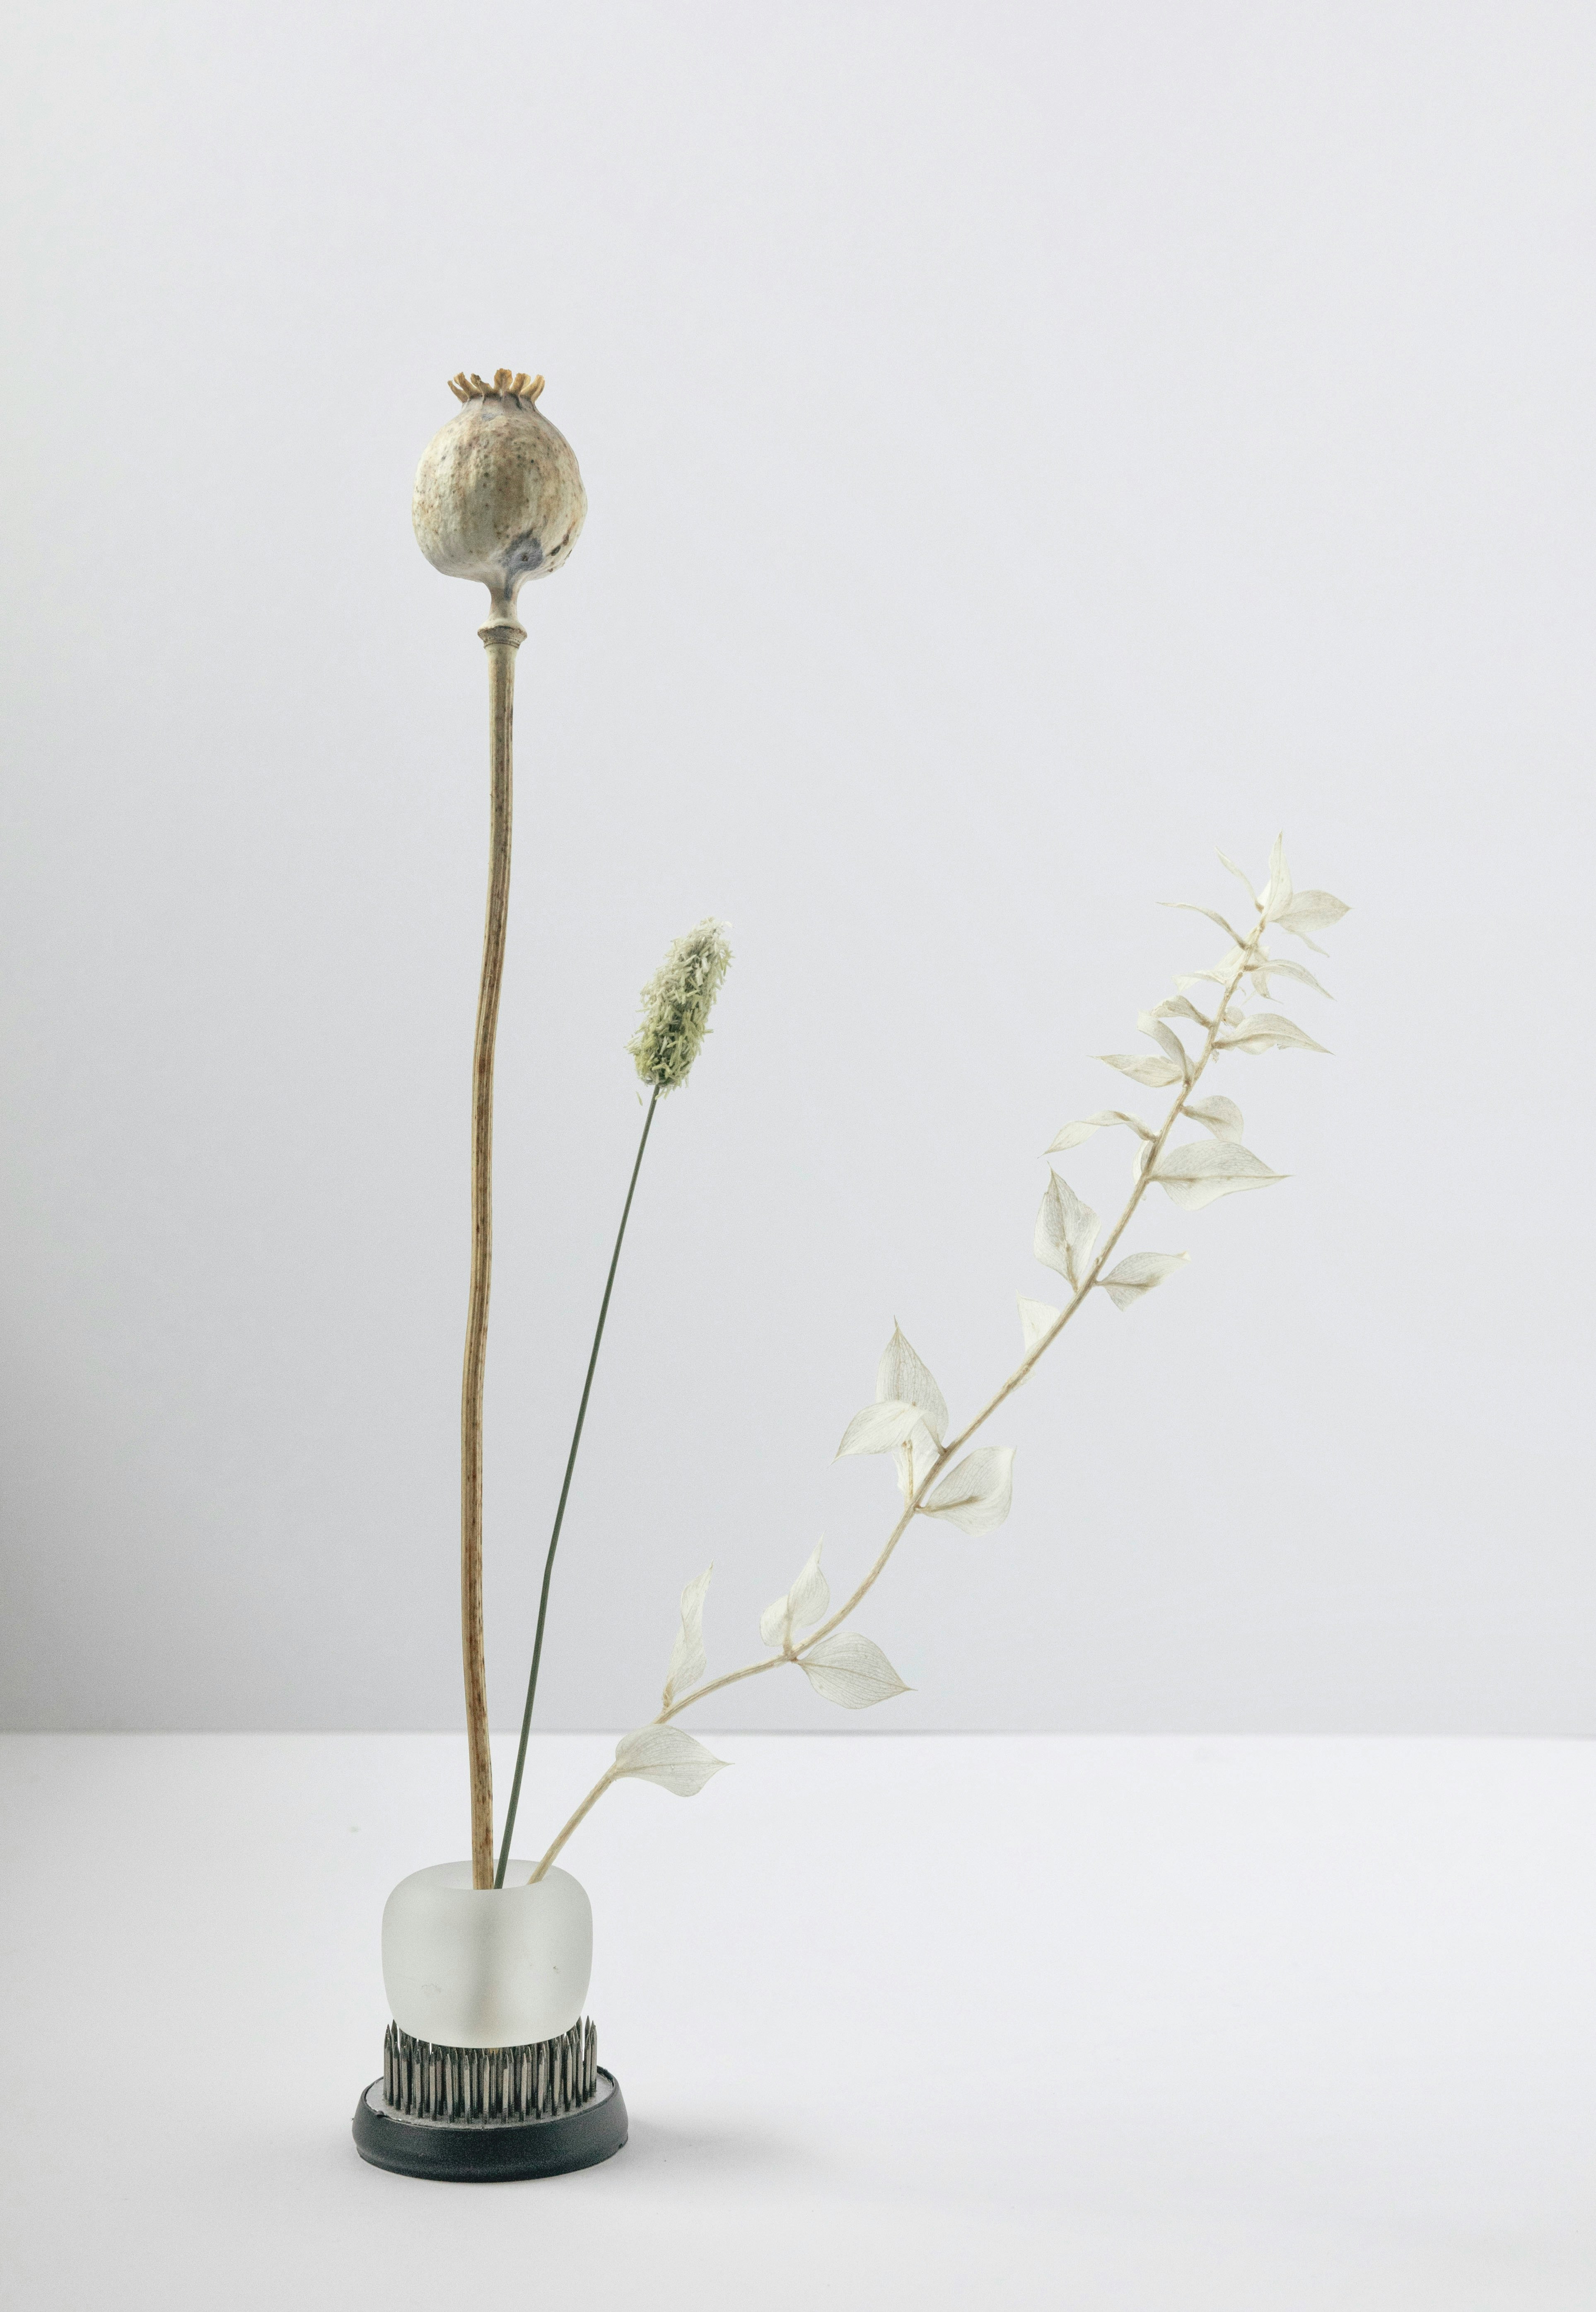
[461,612,523,1887]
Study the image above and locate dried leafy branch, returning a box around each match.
[522,840,1349,1882]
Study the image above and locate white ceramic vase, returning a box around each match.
[381,1862,592,2049]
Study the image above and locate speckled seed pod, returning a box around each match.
[412,370,586,619]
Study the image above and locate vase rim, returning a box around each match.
[393,1860,582,1898]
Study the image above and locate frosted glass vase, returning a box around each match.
[381,1862,592,2048]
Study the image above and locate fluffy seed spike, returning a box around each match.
[627,919,733,1093]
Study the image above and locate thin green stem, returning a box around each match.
[495,1085,662,1886]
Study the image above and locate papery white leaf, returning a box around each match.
[1152,1140,1285,1211]
[1217,850,1261,907]
[1217,1011,1330,1056]
[613,1724,729,1797]
[836,1399,922,1458]
[799,1632,910,1710]
[1098,1250,1190,1311]
[1137,1013,1190,1071]
[1176,965,1235,989]
[1046,1110,1154,1153]
[662,1564,712,1709]
[787,1543,831,1630]
[1250,955,1331,1000]
[1017,1295,1062,1355]
[875,1324,947,1441]
[759,1540,831,1651]
[1034,1170,1101,1288]
[1161,902,1245,944]
[1183,1094,1245,1141]
[1149,994,1213,1029]
[896,1418,940,1502]
[1273,889,1349,948]
[1262,834,1293,921]
[1098,1052,1185,1088]
[922,1446,1016,1536]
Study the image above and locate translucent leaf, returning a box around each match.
[836,1399,922,1458]
[1262,834,1293,921]
[799,1633,910,1710]
[1017,1296,1062,1354]
[1183,1094,1245,1141]
[1217,1011,1330,1056]
[1098,1250,1190,1310]
[1250,955,1331,1000]
[1149,994,1212,1029]
[875,1324,947,1441]
[759,1541,830,1651]
[922,1446,1016,1536]
[1137,1012,1190,1070]
[1046,1109,1155,1153]
[662,1564,712,1710]
[786,1544,830,1630]
[1217,850,1261,906]
[896,1419,941,1502]
[1098,1052,1185,1088]
[1161,902,1244,944]
[1273,889,1349,948]
[1152,1140,1285,1211]
[1034,1170,1101,1289]
[614,1724,729,1797]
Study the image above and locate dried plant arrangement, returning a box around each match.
[354,368,1350,2185]
[515,836,1350,1880]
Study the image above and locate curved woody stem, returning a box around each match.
[525,904,1269,1884]
[461,611,524,1888]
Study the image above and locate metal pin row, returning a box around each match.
[382,2017,597,2124]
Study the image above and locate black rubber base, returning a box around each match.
[353,2068,628,2182]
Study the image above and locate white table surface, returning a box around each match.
[4,1732,1595,2310]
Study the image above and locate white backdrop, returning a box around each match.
[0,1,1590,1735]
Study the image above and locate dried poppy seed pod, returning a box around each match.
[412,368,587,623]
